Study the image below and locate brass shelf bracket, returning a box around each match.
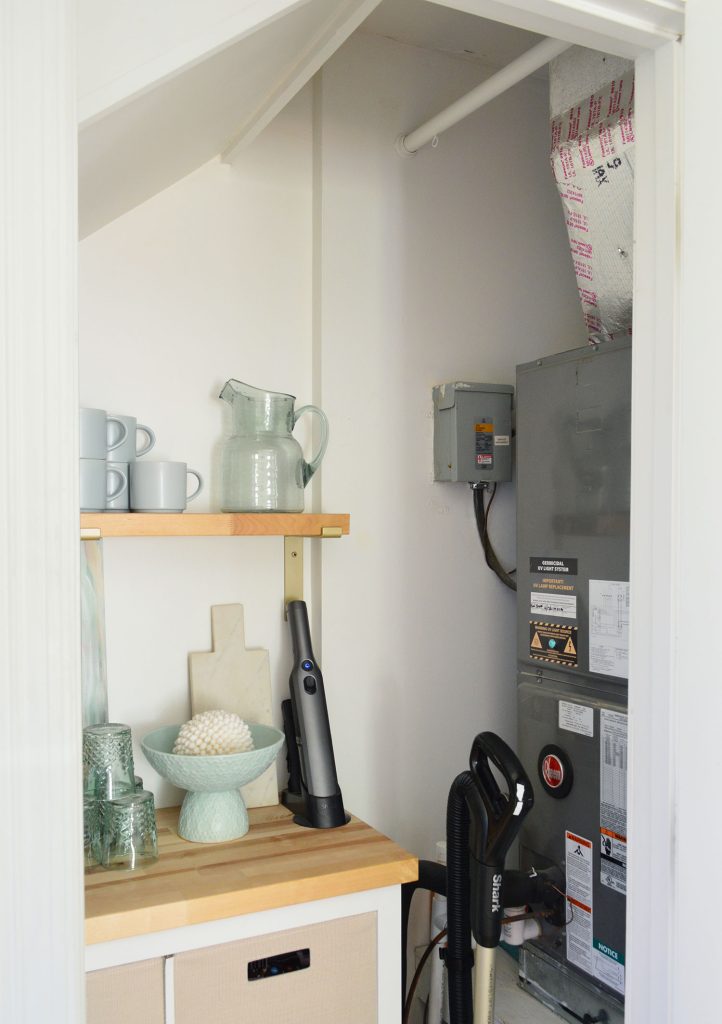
[284,536,304,616]
[283,527,343,615]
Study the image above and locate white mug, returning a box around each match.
[129,461,203,512]
[80,407,128,460]
[106,415,156,463]
[105,462,130,512]
[80,459,128,512]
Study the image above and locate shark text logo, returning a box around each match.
[491,873,502,914]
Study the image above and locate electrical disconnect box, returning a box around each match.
[432,382,513,484]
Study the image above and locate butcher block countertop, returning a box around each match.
[85,804,418,945]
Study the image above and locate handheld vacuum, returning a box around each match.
[281,600,347,829]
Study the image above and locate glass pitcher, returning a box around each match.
[219,380,329,512]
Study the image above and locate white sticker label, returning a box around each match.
[589,580,630,678]
[565,831,593,974]
[559,700,594,737]
[593,941,625,995]
[494,435,510,446]
[530,593,577,620]
[600,709,628,895]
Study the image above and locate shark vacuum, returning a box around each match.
[281,600,348,829]
[401,733,566,1024]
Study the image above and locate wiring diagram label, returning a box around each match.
[589,579,630,677]
[565,831,594,975]
[531,592,577,620]
[529,622,578,667]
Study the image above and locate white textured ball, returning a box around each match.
[172,710,255,756]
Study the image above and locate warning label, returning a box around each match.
[600,709,627,895]
[600,829,627,895]
[565,831,593,975]
[475,421,493,468]
[529,622,578,667]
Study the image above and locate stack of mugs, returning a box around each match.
[79,406,203,512]
[83,723,158,870]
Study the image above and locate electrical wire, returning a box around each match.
[402,927,448,1024]
[471,482,517,590]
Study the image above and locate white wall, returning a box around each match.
[318,32,586,857]
[79,88,315,804]
[78,32,587,851]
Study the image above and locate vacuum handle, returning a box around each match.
[467,733,534,952]
[469,731,534,867]
[287,600,314,661]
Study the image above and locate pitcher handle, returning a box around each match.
[294,405,329,487]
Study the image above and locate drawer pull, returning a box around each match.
[247,948,310,981]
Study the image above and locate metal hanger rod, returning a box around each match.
[396,37,571,157]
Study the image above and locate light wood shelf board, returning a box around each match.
[85,805,417,945]
[80,512,350,538]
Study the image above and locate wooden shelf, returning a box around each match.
[85,804,417,945]
[80,512,350,538]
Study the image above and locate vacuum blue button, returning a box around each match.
[302,660,313,670]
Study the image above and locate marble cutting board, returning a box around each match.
[189,604,278,808]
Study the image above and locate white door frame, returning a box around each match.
[2,1,684,1021]
[1,1,83,1023]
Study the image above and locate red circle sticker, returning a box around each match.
[541,754,564,789]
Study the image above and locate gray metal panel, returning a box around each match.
[517,671,626,1003]
[515,341,631,684]
[432,382,513,483]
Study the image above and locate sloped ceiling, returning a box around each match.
[79,0,379,238]
[78,0,545,238]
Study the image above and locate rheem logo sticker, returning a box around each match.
[538,744,574,798]
[542,753,564,789]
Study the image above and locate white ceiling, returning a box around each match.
[79,0,549,238]
[360,0,544,71]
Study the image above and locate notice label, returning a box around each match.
[589,579,630,678]
[600,709,628,895]
[565,831,593,975]
[529,622,578,667]
[531,592,577,620]
[494,435,510,446]
[475,421,493,468]
[593,939,625,995]
[559,700,594,737]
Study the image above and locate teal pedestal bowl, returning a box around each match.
[141,723,284,843]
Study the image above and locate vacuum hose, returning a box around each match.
[446,771,478,1023]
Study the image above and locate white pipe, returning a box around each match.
[501,906,543,946]
[474,945,496,1024]
[396,37,571,157]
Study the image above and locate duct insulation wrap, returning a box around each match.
[550,73,635,346]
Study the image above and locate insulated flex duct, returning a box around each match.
[550,51,635,346]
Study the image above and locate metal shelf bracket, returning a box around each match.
[284,536,304,615]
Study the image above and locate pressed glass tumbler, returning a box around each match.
[83,723,136,800]
[83,794,101,868]
[100,790,158,870]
